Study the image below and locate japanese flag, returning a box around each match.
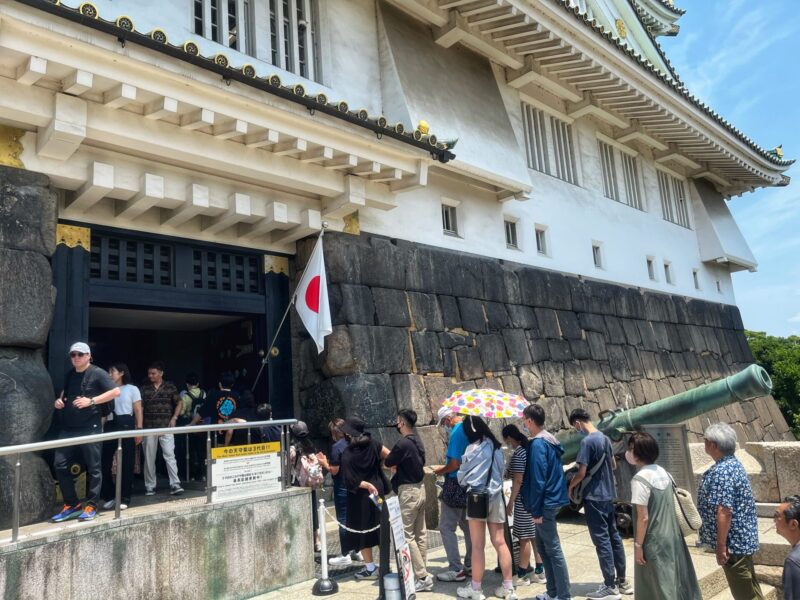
[295,235,332,353]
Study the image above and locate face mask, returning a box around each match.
[625,450,637,466]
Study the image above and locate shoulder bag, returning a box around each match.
[466,448,495,520]
[571,446,607,505]
[671,477,702,537]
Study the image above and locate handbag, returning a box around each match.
[672,481,702,537]
[441,476,467,508]
[466,451,495,520]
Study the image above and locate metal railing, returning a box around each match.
[0,419,298,543]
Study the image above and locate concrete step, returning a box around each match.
[755,564,784,589]
[756,516,792,567]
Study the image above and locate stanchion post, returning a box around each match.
[206,431,213,503]
[247,428,251,445]
[11,453,21,542]
[312,498,338,596]
[114,438,123,519]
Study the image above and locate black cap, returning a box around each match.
[341,417,366,438]
[290,421,309,438]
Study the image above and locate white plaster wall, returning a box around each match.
[360,113,739,306]
[22,0,745,304]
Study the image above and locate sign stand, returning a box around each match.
[385,496,416,600]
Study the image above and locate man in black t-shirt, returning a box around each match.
[385,409,432,592]
[52,342,120,523]
[190,372,239,440]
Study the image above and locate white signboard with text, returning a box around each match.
[386,496,416,599]
[210,441,282,502]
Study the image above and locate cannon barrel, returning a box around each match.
[557,364,773,464]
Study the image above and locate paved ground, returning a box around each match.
[252,510,708,600]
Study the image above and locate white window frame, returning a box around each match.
[657,168,691,228]
[663,260,674,285]
[441,204,459,237]
[646,256,656,281]
[504,218,519,249]
[598,140,619,201]
[521,100,579,186]
[534,225,549,257]
[196,0,255,56]
[620,152,643,210]
[268,0,318,80]
[592,242,604,269]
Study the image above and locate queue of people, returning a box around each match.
[50,340,269,522]
[308,405,796,600]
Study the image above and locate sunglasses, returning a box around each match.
[69,352,87,358]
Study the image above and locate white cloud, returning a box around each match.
[790,313,800,324]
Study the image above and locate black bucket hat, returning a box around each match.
[341,417,366,438]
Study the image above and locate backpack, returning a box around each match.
[180,388,205,419]
[295,453,324,489]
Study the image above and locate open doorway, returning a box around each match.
[88,306,268,401]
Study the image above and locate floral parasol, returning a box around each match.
[442,389,529,419]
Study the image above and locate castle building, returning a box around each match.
[0,0,793,454]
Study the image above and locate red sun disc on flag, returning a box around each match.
[305,275,321,313]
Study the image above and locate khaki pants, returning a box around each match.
[398,482,428,579]
[723,554,764,600]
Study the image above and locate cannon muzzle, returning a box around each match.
[557,364,772,464]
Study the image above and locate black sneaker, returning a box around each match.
[354,566,378,581]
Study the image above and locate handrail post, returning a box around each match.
[247,428,251,445]
[185,430,190,484]
[205,431,212,504]
[114,438,123,520]
[11,453,21,542]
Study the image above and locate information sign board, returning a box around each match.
[642,424,695,497]
[210,441,282,502]
[386,496,416,599]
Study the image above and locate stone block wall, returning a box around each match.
[294,232,793,456]
[0,165,57,526]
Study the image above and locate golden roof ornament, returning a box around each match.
[417,120,430,135]
[615,19,627,38]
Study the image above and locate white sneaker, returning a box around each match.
[456,584,485,600]
[328,554,352,567]
[102,499,127,510]
[494,585,518,599]
[586,585,621,600]
[145,489,156,496]
[534,594,560,600]
[415,576,434,592]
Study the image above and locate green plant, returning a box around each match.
[746,330,800,438]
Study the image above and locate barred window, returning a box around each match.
[269,0,318,80]
[521,103,577,185]
[505,220,518,249]
[195,0,255,55]
[442,204,458,236]
[657,171,691,228]
[621,153,643,210]
[599,141,619,200]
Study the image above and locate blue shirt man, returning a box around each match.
[568,409,627,598]
[433,407,472,581]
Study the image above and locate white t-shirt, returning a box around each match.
[112,384,141,416]
[630,464,672,507]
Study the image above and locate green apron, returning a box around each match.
[633,474,702,600]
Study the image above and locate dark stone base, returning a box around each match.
[0,453,55,529]
[294,233,794,456]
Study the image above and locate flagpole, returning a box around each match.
[251,224,327,392]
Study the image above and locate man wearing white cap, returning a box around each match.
[51,342,120,522]
[433,406,472,582]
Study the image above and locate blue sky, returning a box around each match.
[658,0,800,337]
